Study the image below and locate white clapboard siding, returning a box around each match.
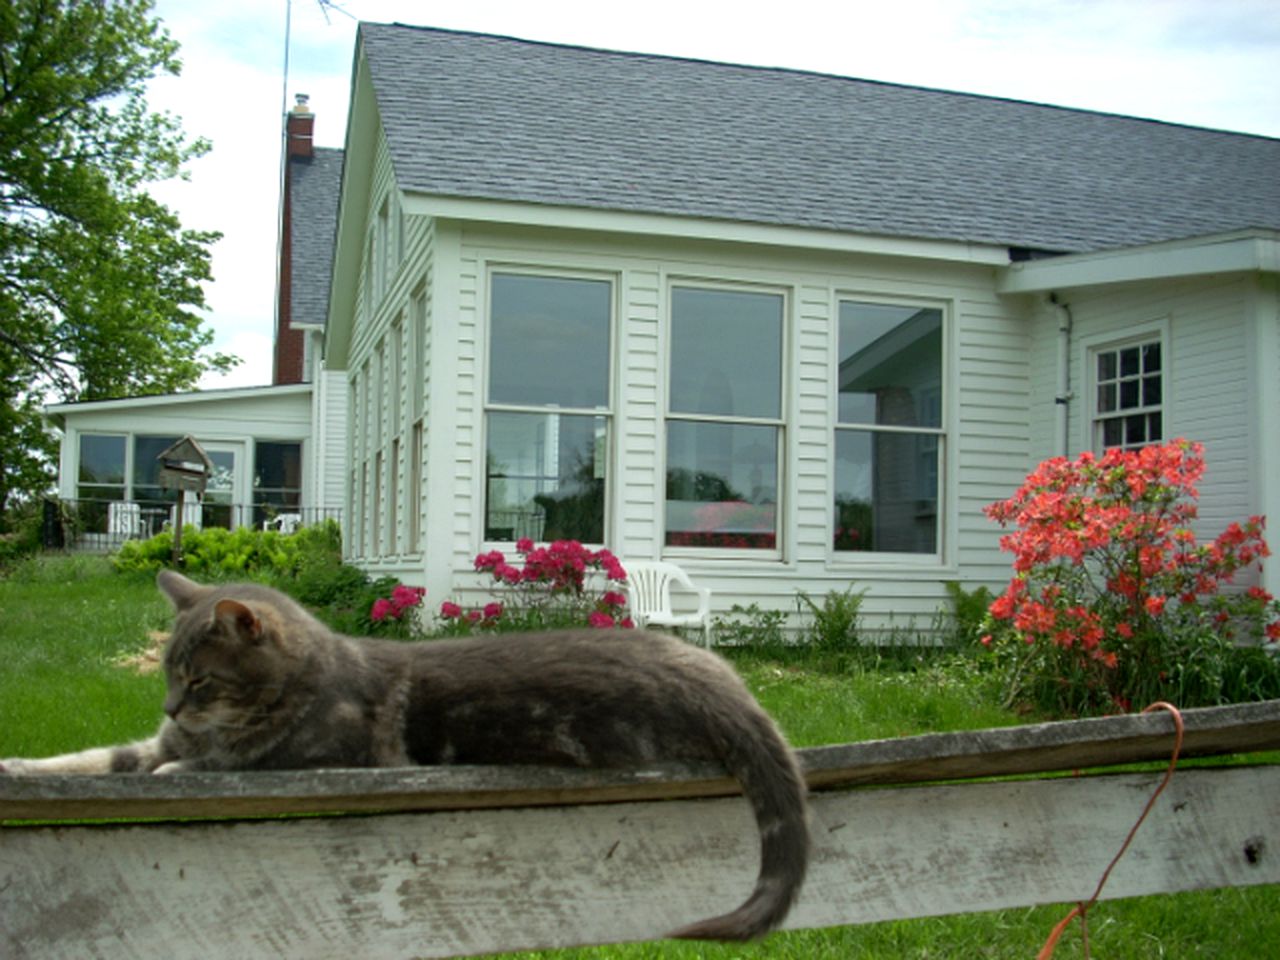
[2,702,1278,959]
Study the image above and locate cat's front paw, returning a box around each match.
[152,760,194,775]
[1,758,34,776]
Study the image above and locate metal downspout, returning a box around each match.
[1050,293,1074,457]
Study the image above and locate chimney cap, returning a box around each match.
[291,93,311,114]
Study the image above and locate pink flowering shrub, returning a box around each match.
[366,582,426,638]
[981,439,1280,715]
[437,538,633,634]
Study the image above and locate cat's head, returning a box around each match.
[156,571,313,734]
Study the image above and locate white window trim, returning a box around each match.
[1079,318,1170,454]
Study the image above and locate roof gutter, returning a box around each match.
[997,229,1280,294]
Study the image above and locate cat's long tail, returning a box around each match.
[666,707,810,941]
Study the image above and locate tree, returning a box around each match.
[0,0,237,521]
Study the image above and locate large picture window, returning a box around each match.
[484,272,612,544]
[834,300,943,556]
[666,286,784,551]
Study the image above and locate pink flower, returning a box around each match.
[482,602,503,621]
[619,617,635,629]
[439,601,463,619]
[391,585,425,610]
[516,537,534,553]
[601,591,627,608]
[474,550,506,572]
[588,611,616,629]
[370,598,395,622]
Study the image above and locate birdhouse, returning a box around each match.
[156,435,213,495]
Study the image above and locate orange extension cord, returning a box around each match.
[1036,702,1185,960]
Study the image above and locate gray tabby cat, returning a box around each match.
[1,570,809,941]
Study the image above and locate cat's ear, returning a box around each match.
[157,570,209,612]
[214,599,264,645]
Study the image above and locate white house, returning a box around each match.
[321,24,1279,624]
[48,24,1280,630]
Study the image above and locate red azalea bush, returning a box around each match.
[981,439,1280,715]
[437,538,633,634]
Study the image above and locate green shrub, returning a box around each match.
[797,585,867,655]
[712,602,789,651]
[944,580,994,645]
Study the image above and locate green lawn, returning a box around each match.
[2,554,1276,957]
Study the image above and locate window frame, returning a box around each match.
[829,294,949,565]
[1085,322,1168,453]
[662,279,789,560]
[480,265,618,548]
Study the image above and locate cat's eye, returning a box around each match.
[188,676,211,692]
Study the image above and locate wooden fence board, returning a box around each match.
[3,700,1276,823]
[3,766,1277,959]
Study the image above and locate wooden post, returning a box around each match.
[172,488,185,566]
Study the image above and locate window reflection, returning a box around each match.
[834,301,943,555]
[489,273,611,409]
[669,287,782,419]
[485,412,607,544]
[666,421,777,549]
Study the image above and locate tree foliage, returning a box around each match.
[0,0,237,518]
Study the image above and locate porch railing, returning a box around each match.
[41,498,342,552]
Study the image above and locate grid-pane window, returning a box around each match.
[1094,340,1162,450]
[666,286,783,551]
[834,301,943,555]
[484,273,612,544]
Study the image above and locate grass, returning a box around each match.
[1,553,1277,957]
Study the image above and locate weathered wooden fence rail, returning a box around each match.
[3,701,1278,959]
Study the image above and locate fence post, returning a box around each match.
[40,499,64,550]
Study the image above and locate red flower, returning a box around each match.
[439,601,462,619]
[370,598,395,622]
[588,611,616,629]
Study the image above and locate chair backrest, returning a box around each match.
[624,561,688,618]
[107,501,141,536]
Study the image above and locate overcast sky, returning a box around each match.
[142,0,1280,390]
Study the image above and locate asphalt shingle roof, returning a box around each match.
[359,23,1280,255]
[289,146,344,328]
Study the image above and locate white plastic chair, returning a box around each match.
[107,501,144,539]
[169,499,202,531]
[623,560,713,647]
[263,513,303,534]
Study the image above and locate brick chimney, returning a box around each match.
[274,94,312,385]
[286,93,314,158]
